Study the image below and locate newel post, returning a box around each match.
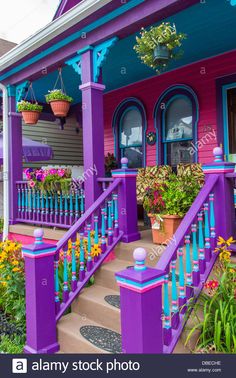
[22,229,59,354]
[112,157,140,243]
[202,147,236,239]
[115,248,164,353]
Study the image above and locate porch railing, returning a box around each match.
[22,158,140,354]
[15,181,85,228]
[116,147,236,353]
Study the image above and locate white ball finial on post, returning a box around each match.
[213,146,223,163]
[133,247,147,271]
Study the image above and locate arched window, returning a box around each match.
[154,86,199,167]
[113,99,146,168]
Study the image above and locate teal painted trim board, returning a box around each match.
[222,82,236,159]
[0,0,145,82]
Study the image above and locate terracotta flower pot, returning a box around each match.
[148,214,182,244]
[49,100,70,117]
[21,111,40,125]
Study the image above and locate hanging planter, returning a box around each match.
[17,83,43,125]
[134,22,186,73]
[46,68,73,117]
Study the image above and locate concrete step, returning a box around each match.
[72,284,121,333]
[9,223,66,241]
[95,259,129,292]
[57,313,109,354]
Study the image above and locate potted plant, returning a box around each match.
[105,153,118,177]
[45,89,73,117]
[143,174,201,244]
[17,101,43,125]
[134,22,186,73]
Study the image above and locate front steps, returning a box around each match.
[57,230,191,354]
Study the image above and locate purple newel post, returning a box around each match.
[80,49,105,210]
[115,248,164,353]
[203,147,236,239]
[22,229,59,354]
[112,158,140,243]
[8,86,23,224]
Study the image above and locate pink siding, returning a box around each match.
[104,49,236,165]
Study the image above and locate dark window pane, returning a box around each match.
[120,108,142,147]
[166,141,194,167]
[165,97,193,141]
[123,147,143,168]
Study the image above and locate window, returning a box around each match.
[113,99,146,168]
[163,96,193,166]
[154,86,198,167]
[119,107,143,168]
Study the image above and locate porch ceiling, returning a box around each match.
[32,0,236,104]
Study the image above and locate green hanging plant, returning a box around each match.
[134,22,187,73]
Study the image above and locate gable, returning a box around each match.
[53,0,83,20]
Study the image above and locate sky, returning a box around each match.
[0,0,60,44]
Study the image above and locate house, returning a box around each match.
[0,0,235,355]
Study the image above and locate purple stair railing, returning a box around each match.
[22,158,140,354]
[116,147,236,354]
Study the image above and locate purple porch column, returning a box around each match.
[112,158,140,243]
[202,147,236,239]
[22,229,59,354]
[79,49,105,210]
[115,248,164,354]
[8,86,23,224]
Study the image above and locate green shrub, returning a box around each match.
[0,335,25,354]
[17,101,43,112]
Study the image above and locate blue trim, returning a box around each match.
[222,82,236,160]
[66,54,82,78]
[7,85,16,97]
[15,80,30,104]
[116,276,163,288]
[154,85,199,165]
[22,247,56,256]
[112,98,147,167]
[0,0,145,81]
[93,37,118,82]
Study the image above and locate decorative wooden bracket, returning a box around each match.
[230,0,236,5]
[65,37,118,83]
[15,80,30,103]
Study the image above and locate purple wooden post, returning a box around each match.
[8,86,23,224]
[203,147,236,239]
[80,49,105,210]
[22,229,59,354]
[112,158,140,243]
[115,248,164,353]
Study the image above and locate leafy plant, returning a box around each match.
[24,167,72,193]
[0,218,3,234]
[45,89,73,103]
[143,182,165,215]
[134,22,186,72]
[161,174,201,217]
[17,100,43,113]
[105,153,118,176]
[0,335,25,354]
[185,237,236,353]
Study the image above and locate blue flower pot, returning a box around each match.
[153,45,170,64]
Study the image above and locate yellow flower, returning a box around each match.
[0,264,4,269]
[12,267,21,272]
[12,260,19,266]
[91,244,102,258]
[1,281,7,287]
[219,251,231,262]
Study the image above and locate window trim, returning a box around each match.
[153,85,199,165]
[112,98,147,167]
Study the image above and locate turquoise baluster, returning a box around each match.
[54,193,58,224]
[17,185,21,218]
[75,190,79,219]
[94,215,99,245]
[29,188,33,220]
[209,194,216,251]
[50,192,54,224]
[178,247,186,314]
[101,208,107,253]
[80,189,85,215]
[198,211,206,274]
[33,190,36,221]
[69,192,73,225]
[107,200,113,245]
[87,224,93,271]
[171,258,179,329]
[204,202,211,262]
[45,192,49,223]
[163,274,172,346]
[21,184,25,219]
[37,190,40,222]
[54,259,60,313]
[71,239,77,291]
[192,224,200,286]
[63,248,69,302]
[64,194,68,225]
[41,192,45,223]
[113,193,119,237]
[25,186,28,219]
[79,232,85,281]
[185,234,193,299]
[59,193,63,224]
